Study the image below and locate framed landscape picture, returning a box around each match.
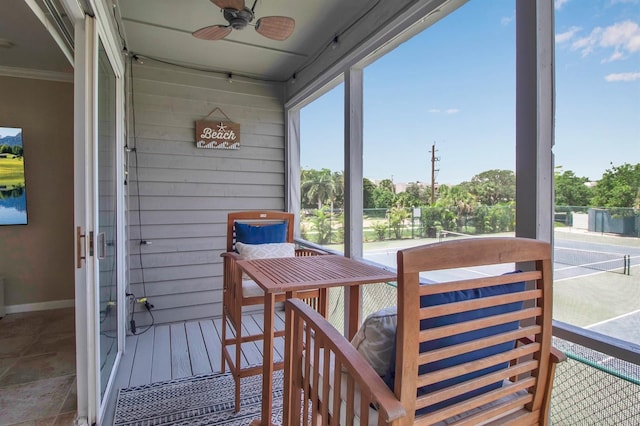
[0,126,27,225]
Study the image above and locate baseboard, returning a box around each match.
[5,299,75,314]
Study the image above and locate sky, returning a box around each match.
[0,127,22,138]
[300,0,639,185]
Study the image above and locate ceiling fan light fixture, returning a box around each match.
[224,7,254,30]
[194,0,295,41]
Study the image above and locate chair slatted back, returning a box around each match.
[395,237,554,425]
[226,210,295,252]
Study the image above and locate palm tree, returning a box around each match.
[329,171,344,212]
[436,184,476,232]
[301,168,336,210]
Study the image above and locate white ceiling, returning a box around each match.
[115,0,372,81]
[0,0,72,74]
[0,0,376,83]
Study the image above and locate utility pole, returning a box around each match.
[430,143,439,205]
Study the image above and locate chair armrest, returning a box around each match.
[285,299,406,424]
[220,251,243,294]
[549,346,567,364]
[220,251,242,261]
[518,336,567,364]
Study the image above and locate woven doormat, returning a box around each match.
[114,371,283,426]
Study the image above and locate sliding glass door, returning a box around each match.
[97,39,119,400]
[73,14,125,424]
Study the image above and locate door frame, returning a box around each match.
[71,2,126,423]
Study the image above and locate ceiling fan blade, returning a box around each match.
[211,0,245,10]
[255,16,295,41]
[192,25,233,40]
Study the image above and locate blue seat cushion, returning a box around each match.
[383,273,525,415]
[235,221,288,245]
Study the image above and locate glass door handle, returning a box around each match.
[97,232,107,260]
[76,227,86,268]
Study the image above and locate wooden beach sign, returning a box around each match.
[196,120,240,149]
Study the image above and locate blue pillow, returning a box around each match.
[383,273,525,415]
[235,221,288,245]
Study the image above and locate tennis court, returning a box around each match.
[361,231,640,345]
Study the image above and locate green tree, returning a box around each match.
[372,186,394,208]
[299,169,316,209]
[487,204,516,232]
[388,207,410,239]
[328,171,344,211]
[435,184,476,232]
[309,207,332,245]
[467,169,515,206]
[301,168,337,210]
[372,221,387,241]
[393,191,421,208]
[363,178,376,208]
[474,204,515,233]
[591,163,640,208]
[378,179,395,194]
[554,168,593,206]
[405,182,429,205]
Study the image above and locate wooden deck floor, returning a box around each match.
[102,311,286,425]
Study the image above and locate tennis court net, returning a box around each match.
[555,247,631,275]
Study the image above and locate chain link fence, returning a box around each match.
[326,282,397,334]
[551,338,640,425]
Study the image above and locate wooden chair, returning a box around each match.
[284,237,566,425]
[220,210,328,412]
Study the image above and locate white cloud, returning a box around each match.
[604,49,624,62]
[556,26,581,43]
[501,16,513,26]
[445,109,460,114]
[428,109,441,113]
[572,20,640,60]
[572,27,602,57]
[605,72,640,81]
[600,20,640,53]
[555,0,571,10]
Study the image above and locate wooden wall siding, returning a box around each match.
[127,62,286,326]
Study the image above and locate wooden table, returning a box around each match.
[236,254,396,426]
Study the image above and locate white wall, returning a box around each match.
[127,62,286,325]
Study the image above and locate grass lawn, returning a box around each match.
[0,157,25,186]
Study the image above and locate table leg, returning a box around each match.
[282,291,295,426]
[347,284,361,340]
[257,292,276,426]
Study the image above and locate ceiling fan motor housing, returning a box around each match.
[223,7,254,30]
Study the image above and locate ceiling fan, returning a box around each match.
[193,0,295,41]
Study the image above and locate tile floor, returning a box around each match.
[0,308,77,425]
